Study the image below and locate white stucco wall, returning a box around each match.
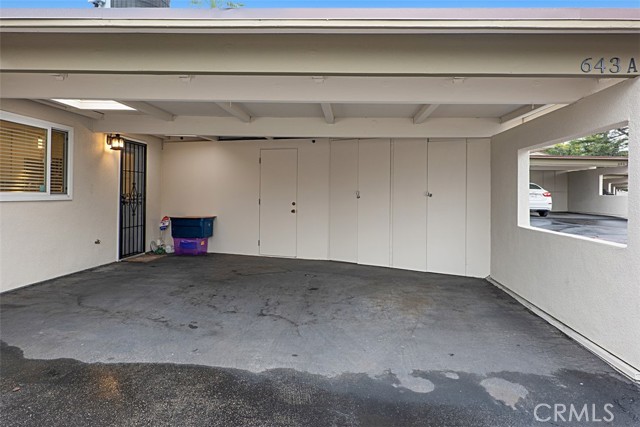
[161,138,491,277]
[0,100,162,292]
[161,139,331,260]
[568,166,629,218]
[491,79,640,371]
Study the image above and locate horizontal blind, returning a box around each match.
[0,119,47,192]
[51,130,68,194]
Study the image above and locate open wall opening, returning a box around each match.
[524,125,629,245]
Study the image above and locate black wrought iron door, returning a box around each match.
[119,140,147,258]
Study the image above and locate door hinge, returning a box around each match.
[259,157,262,164]
[258,198,261,205]
[258,240,261,246]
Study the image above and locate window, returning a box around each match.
[0,111,73,201]
[524,125,629,246]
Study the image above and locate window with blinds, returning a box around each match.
[0,113,72,200]
[0,119,48,193]
[51,130,68,194]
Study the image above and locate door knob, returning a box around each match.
[291,209,296,213]
[292,202,296,206]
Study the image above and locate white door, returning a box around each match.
[259,149,298,257]
[392,139,428,271]
[358,139,391,267]
[329,140,359,263]
[427,140,467,276]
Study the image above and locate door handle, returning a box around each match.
[425,192,433,198]
[356,190,361,199]
[291,209,296,213]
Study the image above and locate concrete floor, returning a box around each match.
[531,212,628,244]
[1,254,638,426]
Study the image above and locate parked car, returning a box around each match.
[530,183,552,217]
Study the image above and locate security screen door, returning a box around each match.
[259,148,298,257]
[119,140,147,259]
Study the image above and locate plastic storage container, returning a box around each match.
[173,237,208,256]
[170,216,215,238]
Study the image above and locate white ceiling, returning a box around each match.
[99,101,526,120]
[0,74,625,140]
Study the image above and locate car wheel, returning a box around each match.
[538,210,549,217]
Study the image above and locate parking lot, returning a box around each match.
[530,212,628,245]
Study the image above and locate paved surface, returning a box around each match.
[531,212,628,244]
[1,255,638,426]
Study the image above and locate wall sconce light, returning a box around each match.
[106,133,124,151]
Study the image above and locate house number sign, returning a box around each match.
[580,57,638,74]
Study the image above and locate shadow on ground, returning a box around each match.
[1,341,638,427]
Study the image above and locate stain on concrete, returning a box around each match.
[395,371,436,394]
[480,377,529,409]
[2,342,639,427]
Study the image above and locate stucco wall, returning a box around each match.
[568,166,629,218]
[0,100,162,292]
[160,138,491,277]
[491,79,640,371]
[161,139,331,260]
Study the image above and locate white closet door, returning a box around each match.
[392,139,428,271]
[259,149,298,257]
[427,140,467,276]
[329,139,359,263]
[357,139,391,267]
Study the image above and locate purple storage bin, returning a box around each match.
[173,237,208,256]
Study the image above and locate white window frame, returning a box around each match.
[0,111,74,202]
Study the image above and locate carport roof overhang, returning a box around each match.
[0,8,638,140]
[1,8,640,34]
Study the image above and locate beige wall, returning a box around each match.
[160,137,491,277]
[0,100,162,292]
[491,79,640,373]
[568,167,629,218]
[161,138,331,260]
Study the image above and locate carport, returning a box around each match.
[0,7,639,425]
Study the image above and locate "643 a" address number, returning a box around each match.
[580,57,638,74]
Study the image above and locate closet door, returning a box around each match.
[392,139,428,271]
[329,139,359,263]
[427,140,467,276]
[357,139,391,267]
[259,149,298,257]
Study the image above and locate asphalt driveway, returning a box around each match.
[1,255,638,426]
[530,212,628,244]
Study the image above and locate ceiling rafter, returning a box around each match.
[499,104,546,123]
[215,102,252,123]
[320,103,335,124]
[119,101,175,121]
[413,104,440,124]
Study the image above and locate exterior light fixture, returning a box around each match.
[107,133,124,151]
